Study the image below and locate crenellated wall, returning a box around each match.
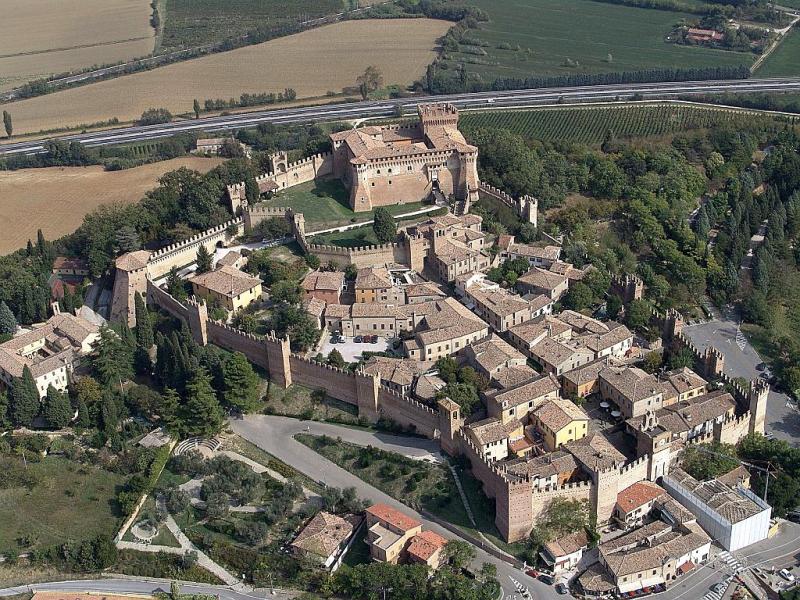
[478,183,538,227]
[146,218,244,279]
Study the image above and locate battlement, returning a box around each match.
[478,182,538,227]
[289,351,357,378]
[532,479,593,496]
[272,152,332,173]
[147,218,242,262]
[209,319,265,344]
[379,385,437,415]
[246,205,293,218]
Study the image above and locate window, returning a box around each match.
[371,182,375,186]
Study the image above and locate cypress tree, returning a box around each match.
[44,385,73,429]
[222,352,260,412]
[0,390,9,429]
[196,245,213,273]
[181,368,224,437]
[0,301,17,336]
[160,387,180,431]
[11,366,40,427]
[134,293,154,349]
[76,400,91,429]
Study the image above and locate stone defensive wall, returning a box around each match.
[305,241,407,268]
[478,183,538,226]
[226,152,334,208]
[146,279,444,436]
[146,218,244,279]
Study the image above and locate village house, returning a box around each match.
[462,335,527,380]
[658,367,707,405]
[405,530,448,570]
[540,530,590,575]
[686,27,725,43]
[355,267,403,304]
[330,103,479,212]
[530,397,590,452]
[301,270,346,305]
[216,250,247,270]
[464,417,525,462]
[463,285,534,332]
[188,265,263,312]
[365,503,423,564]
[561,358,614,398]
[403,298,489,362]
[52,256,89,278]
[505,316,572,358]
[613,481,667,529]
[362,356,426,395]
[598,366,664,419]
[404,281,446,304]
[530,336,596,376]
[485,373,561,424]
[501,242,562,268]
[516,267,569,300]
[502,450,581,491]
[290,511,362,571]
[0,312,100,398]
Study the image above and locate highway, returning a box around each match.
[2,77,800,155]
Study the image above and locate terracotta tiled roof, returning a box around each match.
[189,265,262,298]
[291,511,357,558]
[616,481,666,514]
[533,398,589,433]
[543,530,589,558]
[466,417,523,446]
[302,270,345,292]
[406,530,447,562]
[489,373,560,410]
[518,268,567,291]
[115,250,151,271]
[355,267,393,290]
[366,503,420,532]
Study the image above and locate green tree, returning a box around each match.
[641,351,663,374]
[667,346,695,370]
[0,301,17,336]
[305,253,321,270]
[160,387,180,430]
[181,368,224,437]
[222,352,260,412]
[11,366,40,427]
[606,294,622,321]
[73,376,102,408]
[356,65,383,100]
[44,385,72,429]
[562,282,593,311]
[196,245,213,273]
[372,207,397,243]
[93,325,134,387]
[327,348,346,369]
[114,226,141,254]
[443,540,475,570]
[2,110,11,138]
[270,280,300,305]
[75,400,90,429]
[134,292,154,373]
[0,390,9,429]
[682,444,738,480]
[193,99,201,119]
[166,267,188,301]
[625,299,651,332]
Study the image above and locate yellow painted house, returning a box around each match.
[188,265,263,312]
[531,398,589,452]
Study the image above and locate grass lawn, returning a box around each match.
[449,0,752,81]
[265,383,362,425]
[756,28,800,77]
[342,526,371,567]
[261,178,430,230]
[310,225,380,248]
[0,456,126,554]
[122,497,181,547]
[113,548,223,584]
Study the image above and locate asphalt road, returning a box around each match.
[3,78,800,155]
[682,320,800,445]
[229,415,564,600]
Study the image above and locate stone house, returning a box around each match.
[290,511,362,571]
[530,398,590,452]
[302,270,346,305]
[188,265,263,312]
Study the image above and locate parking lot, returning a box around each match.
[318,334,395,362]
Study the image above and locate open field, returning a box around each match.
[0,0,154,92]
[443,0,752,82]
[460,103,783,145]
[756,28,800,77]
[0,156,223,255]
[160,0,344,52]
[0,19,449,136]
[0,457,126,554]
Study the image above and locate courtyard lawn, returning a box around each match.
[0,456,126,554]
[265,383,363,426]
[448,0,752,81]
[260,178,429,230]
[756,28,800,77]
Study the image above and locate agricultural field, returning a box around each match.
[0,456,126,554]
[443,0,752,82]
[755,28,800,77]
[0,156,222,255]
[0,19,449,137]
[0,0,155,92]
[160,0,344,52]
[460,104,782,145]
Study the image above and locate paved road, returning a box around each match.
[0,578,297,600]
[682,320,799,445]
[4,78,800,155]
[230,415,563,600]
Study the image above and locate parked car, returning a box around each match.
[711,582,726,594]
[354,336,362,343]
[779,569,795,583]
[555,582,569,594]
[525,569,539,578]
[369,335,378,344]
[756,362,767,371]
[538,574,554,585]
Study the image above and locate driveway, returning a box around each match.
[230,415,565,600]
[682,320,800,445]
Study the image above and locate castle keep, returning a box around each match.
[330,104,479,211]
